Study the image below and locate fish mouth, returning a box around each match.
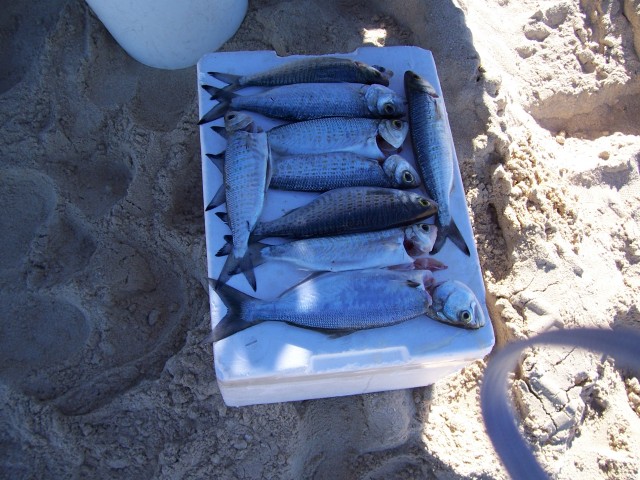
[372,65,393,85]
[404,70,439,98]
[376,134,401,156]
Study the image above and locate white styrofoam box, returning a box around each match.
[197,46,495,407]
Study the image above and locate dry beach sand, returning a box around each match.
[1,0,639,478]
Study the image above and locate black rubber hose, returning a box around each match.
[480,327,640,479]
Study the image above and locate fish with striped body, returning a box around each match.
[199,83,405,124]
[404,70,470,256]
[268,153,419,191]
[205,151,419,208]
[266,117,408,159]
[208,268,485,341]
[248,186,438,240]
[208,56,392,92]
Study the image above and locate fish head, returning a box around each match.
[378,119,409,150]
[224,111,256,133]
[383,155,421,189]
[428,280,485,329]
[404,70,439,99]
[404,223,437,256]
[364,85,406,118]
[405,192,438,220]
[355,61,393,86]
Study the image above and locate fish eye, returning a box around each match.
[392,120,403,129]
[420,224,429,231]
[227,113,236,120]
[418,198,429,207]
[402,171,414,183]
[384,104,395,114]
[459,310,472,323]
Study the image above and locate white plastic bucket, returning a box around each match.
[86,0,248,70]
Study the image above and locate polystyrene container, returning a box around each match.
[86,0,248,69]
[197,47,495,407]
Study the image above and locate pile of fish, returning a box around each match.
[199,56,484,342]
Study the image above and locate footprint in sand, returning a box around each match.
[27,203,97,288]
[0,1,68,94]
[0,168,57,271]
[44,151,132,218]
[0,291,91,398]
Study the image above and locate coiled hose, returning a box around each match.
[481,328,640,479]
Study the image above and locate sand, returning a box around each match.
[1,0,639,478]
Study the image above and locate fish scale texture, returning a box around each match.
[230,84,373,120]
[242,270,429,329]
[267,117,381,155]
[238,57,384,87]
[224,130,269,257]
[262,228,411,271]
[407,90,454,224]
[252,187,433,238]
[270,152,391,190]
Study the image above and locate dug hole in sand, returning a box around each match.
[1,0,639,479]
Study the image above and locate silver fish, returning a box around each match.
[404,71,470,256]
[199,83,405,124]
[267,117,408,158]
[269,153,420,191]
[209,268,484,341]
[426,280,485,329]
[250,186,438,239]
[209,269,435,341]
[219,223,445,275]
[204,153,420,211]
[208,56,392,92]
[214,113,271,290]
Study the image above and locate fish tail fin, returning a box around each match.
[205,185,226,211]
[431,218,470,256]
[205,279,260,342]
[198,100,230,125]
[237,242,267,273]
[207,72,242,90]
[215,235,233,257]
[216,251,258,291]
[202,84,237,102]
[211,125,227,139]
[204,153,226,211]
[206,152,225,172]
